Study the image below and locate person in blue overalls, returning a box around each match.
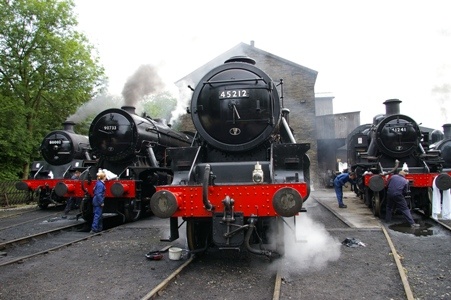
[385,170,420,228]
[333,171,356,208]
[91,172,106,233]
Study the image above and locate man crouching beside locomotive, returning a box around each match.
[333,172,356,208]
[385,170,420,228]
[90,172,106,233]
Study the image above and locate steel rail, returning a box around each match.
[0,228,109,268]
[140,256,194,300]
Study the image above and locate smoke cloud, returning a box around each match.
[67,94,122,123]
[122,64,165,107]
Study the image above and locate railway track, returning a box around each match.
[0,190,449,299]
[140,253,284,300]
[0,212,63,232]
[0,221,89,267]
[0,211,121,268]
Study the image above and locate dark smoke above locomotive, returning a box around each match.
[151,56,311,257]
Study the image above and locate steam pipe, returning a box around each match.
[202,164,214,211]
[63,165,72,178]
[146,147,159,167]
[84,149,92,161]
[281,116,296,143]
[33,165,44,179]
[244,217,277,258]
[381,160,400,175]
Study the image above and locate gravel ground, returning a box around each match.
[0,190,450,300]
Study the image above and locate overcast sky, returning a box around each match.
[74,0,451,130]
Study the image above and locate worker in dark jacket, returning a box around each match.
[333,172,356,208]
[90,171,106,233]
[385,170,420,228]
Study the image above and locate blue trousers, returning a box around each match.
[385,194,415,225]
[334,185,344,206]
[92,206,103,232]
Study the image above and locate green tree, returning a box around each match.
[0,0,106,179]
[141,91,178,126]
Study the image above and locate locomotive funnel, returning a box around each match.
[383,99,401,116]
[443,124,451,139]
[121,106,136,114]
[224,56,256,65]
[63,121,76,132]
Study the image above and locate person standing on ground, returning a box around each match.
[385,170,420,228]
[62,170,81,218]
[333,171,356,208]
[91,172,106,233]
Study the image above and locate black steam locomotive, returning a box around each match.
[430,124,451,169]
[61,106,194,223]
[348,99,451,217]
[16,121,94,208]
[150,56,311,257]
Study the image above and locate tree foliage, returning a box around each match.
[0,0,106,179]
[141,91,177,124]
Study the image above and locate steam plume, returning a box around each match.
[122,64,165,107]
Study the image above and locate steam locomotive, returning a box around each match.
[347,99,451,217]
[150,56,311,257]
[430,124,451,169]
[15,121,94,208]
[56,106,194,223]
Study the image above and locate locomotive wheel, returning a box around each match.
[364,188,371,207]
[124,199,140,222]
[35,188,49,209]
[371,192,381,217]
[38,202,49,209]
[187,219,211,252]
[80,196,94,223]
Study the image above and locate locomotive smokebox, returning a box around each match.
[383,99,401,116]
[121,106,136,114]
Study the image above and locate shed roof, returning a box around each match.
[176,42,318,85]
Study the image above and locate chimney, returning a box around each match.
[63,120,76,132]
[383,99,401,116]
[121,106,136,115]
[443,124,451,139]
[250,40,255,47]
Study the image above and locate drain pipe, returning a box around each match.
[244,217,279,258]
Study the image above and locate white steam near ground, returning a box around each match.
[276,214,341,275]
